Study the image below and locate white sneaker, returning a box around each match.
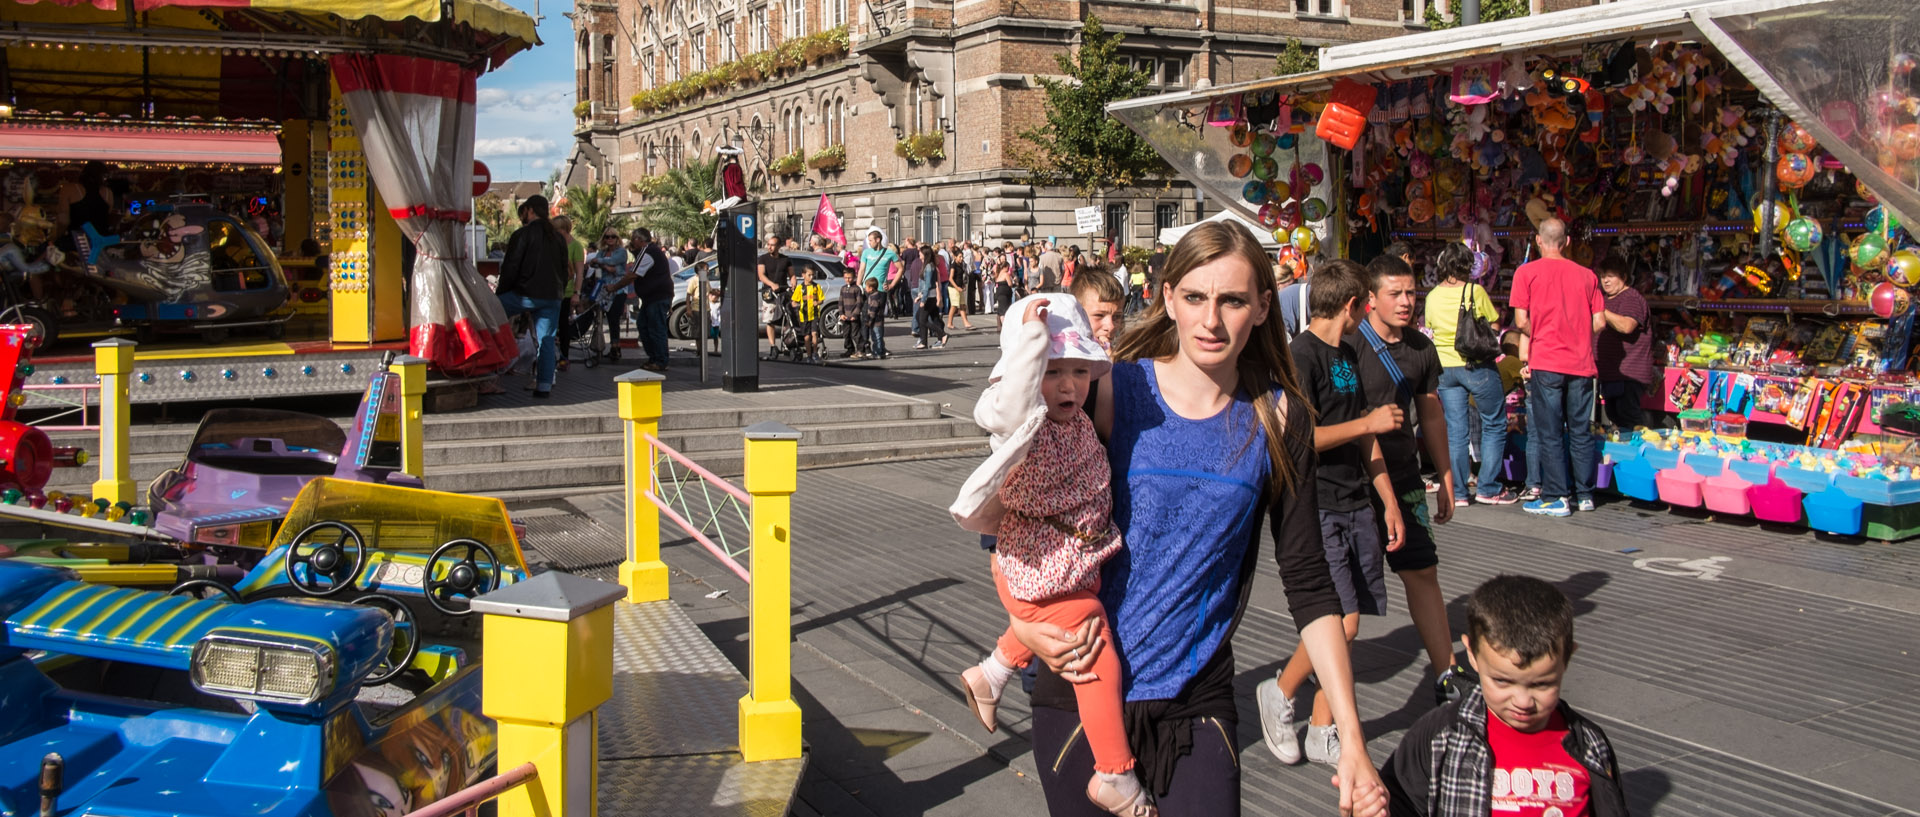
[1256,678,1301,764]
[1304,723,1341,765]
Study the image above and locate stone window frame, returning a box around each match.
[748,4,771,52]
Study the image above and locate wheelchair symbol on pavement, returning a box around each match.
[1631,555,1730,581]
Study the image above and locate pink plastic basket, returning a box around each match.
[1655,464,1706,508]
[1748,465,1805,524]
[1702,467,1753,516]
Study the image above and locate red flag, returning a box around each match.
[811,194,846,248]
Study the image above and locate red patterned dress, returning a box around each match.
[995,411,1123,602]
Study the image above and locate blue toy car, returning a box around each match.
[0,477,529,817]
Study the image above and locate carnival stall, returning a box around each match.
[0,0,532,405]
[1110,0,1920,537]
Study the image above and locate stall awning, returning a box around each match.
[141,0,540,52]
[0,122,282,166]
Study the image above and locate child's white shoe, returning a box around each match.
[1086,770,1157,817]
[959,665,1001,733]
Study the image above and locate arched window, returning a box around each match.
[601,35,617,107]
[689,130,703,160]
[644,138,657,173]
[834,97,847,146]
[820,100,832,148]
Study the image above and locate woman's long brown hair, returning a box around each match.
[1110,220,1306,495]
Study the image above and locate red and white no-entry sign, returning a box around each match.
[473,161,492,197]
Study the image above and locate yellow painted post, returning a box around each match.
[90,338,137,505]
[739,421,802,762]
[616,370,668,603]
[475,572,625,817]
[389,354,428,479]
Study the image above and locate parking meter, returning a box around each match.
[714,202,760,392]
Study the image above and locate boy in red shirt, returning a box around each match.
[1379,575,1626,817]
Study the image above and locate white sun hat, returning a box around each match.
[991,293,1111,383]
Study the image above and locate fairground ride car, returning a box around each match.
[0,476,527,817]
[144,366,424,553]
[73,200,294,345]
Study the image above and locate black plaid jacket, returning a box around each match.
[1380,687,1627,817]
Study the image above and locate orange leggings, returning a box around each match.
[993,561,1134,774]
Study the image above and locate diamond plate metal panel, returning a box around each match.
[598,756,805,817]
[518,513,626,572]
[600,601,747,759]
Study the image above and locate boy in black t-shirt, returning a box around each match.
[1261,258,1405,768]
[756,234,792,353]
[1348,255,1479,709]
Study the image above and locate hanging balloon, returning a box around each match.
[1230,124,1253,147]
[1302,197,1330,222]
[1408,197,1435,223]
[1783,217,1824,253]
[1300,163,1325,186]
[1253,156,1279,181]
[1852,232,1892,271]
[1291,226,1318,254]
[1889,249,1920,289]
[1242,180,1269,204]
[1228,154,1254,178]
[1252,133,1277,157]
[1268,180,1292,203]
[1276,133,1298,150]
[1858,179,1879,204]
[1776,153,1817,190]
[1777,121,1818,156]
[1871,281,1911,318]
[1890,123,1920,161]
[1277,201,1304,230]
[1257,201,1282,229]
[1272,227,1294,246]
[1866,205,1901,237]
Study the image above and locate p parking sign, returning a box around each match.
[734,212,756,240]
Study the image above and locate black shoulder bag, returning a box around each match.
[1453,282,1502,365]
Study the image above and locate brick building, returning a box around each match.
[565,0,1591,247]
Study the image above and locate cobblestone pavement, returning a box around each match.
[559,455,1920,816]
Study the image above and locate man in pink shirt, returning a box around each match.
[1510,218,1605,518]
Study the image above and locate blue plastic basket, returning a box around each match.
[1612,459,1659,502]
[1804,490,1864,535]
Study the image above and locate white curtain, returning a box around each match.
[331,54,515,375]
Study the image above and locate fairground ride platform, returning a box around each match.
[21,335,410,408]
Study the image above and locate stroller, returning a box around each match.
[568,274,618,367]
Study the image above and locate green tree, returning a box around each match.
[638,158,722,246]
[558,183,630,247]
[1423,0,1528,29]
[1275,38,1317,76]
[1012,15,1167,199]
[474,193,517,252]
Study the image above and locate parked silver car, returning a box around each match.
[669,250,852,340]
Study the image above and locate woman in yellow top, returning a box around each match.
[789,267,825,363]
[1423,243,1517,506]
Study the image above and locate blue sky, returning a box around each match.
[475,0,575,183]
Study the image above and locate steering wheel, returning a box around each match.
[351,594,420,686]
[424,539,501,615]
[283,521,368,597]
[169,578,241,603]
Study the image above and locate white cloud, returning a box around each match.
[476,85,573,116]
[475,137,558,158]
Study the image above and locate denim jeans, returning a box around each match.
[497,292,561,391]
[1438,364,1508,498]
[637,299,670,366]
[1529,371,1597,501]
[868,322,888,357]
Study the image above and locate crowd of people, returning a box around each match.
[948,218,1631,817]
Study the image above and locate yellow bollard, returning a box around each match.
[738,421,802,762]
[90,338,136,506]
[389,354,428,479]
[616,370,668,603]
[474,571,625,817]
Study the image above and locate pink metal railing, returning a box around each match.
[21,383,101,431]
[407,762,536,817]
[638,431,753,583]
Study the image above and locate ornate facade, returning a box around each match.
[567,0,1587,246]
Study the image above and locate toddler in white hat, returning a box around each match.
[950,293,1155,816]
